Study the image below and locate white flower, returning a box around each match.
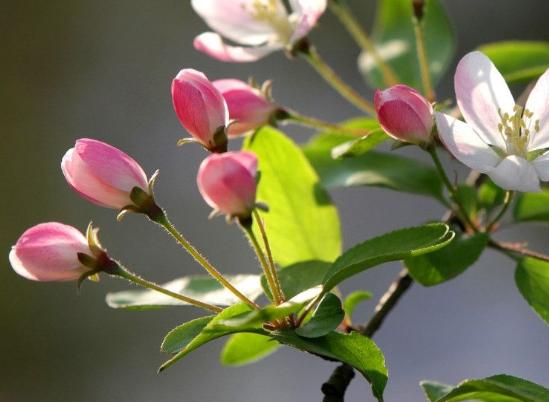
[191,0,327,62]
[436,51,549,192]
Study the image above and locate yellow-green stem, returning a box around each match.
[281,109,371,136]
[329,0,399,86]
[413,18,435,102]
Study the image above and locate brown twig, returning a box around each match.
[489,239,549,263]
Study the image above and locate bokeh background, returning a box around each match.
[3,1,549,401]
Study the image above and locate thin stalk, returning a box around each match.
[486,191,514,232]
[489,239,549,263]
[298,44,375,115]
[112,264,222,313]
[413,18,435,101]
[329,0,398,86]
[253,210,285,302]
[153,212,259,310]
[280,109,371,136]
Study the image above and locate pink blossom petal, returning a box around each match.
[488,155,540,192]
[435,112,501,173]
[289,0,327,43]
[194,32,279,63]
[455,51,514,150]
[526,69,549,151]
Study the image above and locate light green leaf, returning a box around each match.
[244,127,341,266]
[513,191,549,222]
[221,333,279,366]
[423,374,549,402]
[343,290,373,318]
[303,132,444,200]
[295,293,345,338]
[406,233,488,286]
[359,0,455,90]
[420,381,454,402]
[479,41,549,84]
[515,258,549,326]
[105,274,263,310]
[331,131,388,159]
[272,330,388,401]
[260,260,331,301]
[323,223,454,292]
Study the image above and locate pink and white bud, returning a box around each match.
[61,138,149,210]
[374,84,434,144]
[9,223,92,282]
[172,69,229,152]
[213,79,277,137]
[197,151,258,218]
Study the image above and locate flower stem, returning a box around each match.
[486,191,514,232]
[111,263,222,313]
[152,210,260,310]
[278,109,372,136]
[296,41,375,115]
[413,17,435,102]
[328,0,399,87]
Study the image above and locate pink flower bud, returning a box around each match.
[172,69,229,152]
[9,223,92,282]
[213,79,277,137]
[197,151,258,218]
[61,138,149,210]
[374,84,434,144]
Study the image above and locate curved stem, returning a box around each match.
[413,18,435,101]
[486,191,514,232]
[328,0,399,86]
[297,43,375,115]
[279,109,372,136]
[152,211,259,310]
[111,263,222,313]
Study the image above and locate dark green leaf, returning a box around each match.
[221,333,279,366]
[423,374,549,402]
[515,258,549,326]
[479,41,549,84]
[105,274,263,310]
[359,0,455,90]
[323,223,454,292]
[514,191,549,222]
[420,381,454,402]
[303,132,444,200]
[295,293,345,338]
[161,316,214,354]
[260,260,331,301]
[331,131,388,159]
[272,330,388,401]
[406,233,488,286]
[244,127,341,266]
[343,290,373,318]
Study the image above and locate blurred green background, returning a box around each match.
[2,1,549,401]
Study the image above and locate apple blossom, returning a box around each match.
[61,138,149,210]
[197,151,258,218]
[9,223,94,282]
[191,0,327,62]
[436,51,549,192]
[172,69,229,152]
[213,79,277,136]
[374,84,434,144]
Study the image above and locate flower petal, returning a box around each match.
[532,151,549,181]
[455,51,514,150]
[488,155,540,192]
[191,0,282,46]
[194,32,279,63]
[289,0,327,43]
[435,112,500,173]
[526,68,549,151]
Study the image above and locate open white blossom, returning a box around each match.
[436,51,549,192]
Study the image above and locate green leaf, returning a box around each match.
[331,131,388,159]
[343,290,373,318]
[161,316,214,354]
[420,381,454,402]
[422,374,549,402]
[454,185,478,220]
[406,233,488,287]
[513,191,549,222]
[515,258,549,326]
[159,304,264,372]
[244,127,341,266]
[295,293,345,338]
[303,132,444,200]
[478,179,506,213]
[272,330,388,401]
[323,223,454,292]
[479,41,549,84]
[106,274,263,310]
[359,0,455,90]
[260,260,331,301]
[221,333,279,366]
